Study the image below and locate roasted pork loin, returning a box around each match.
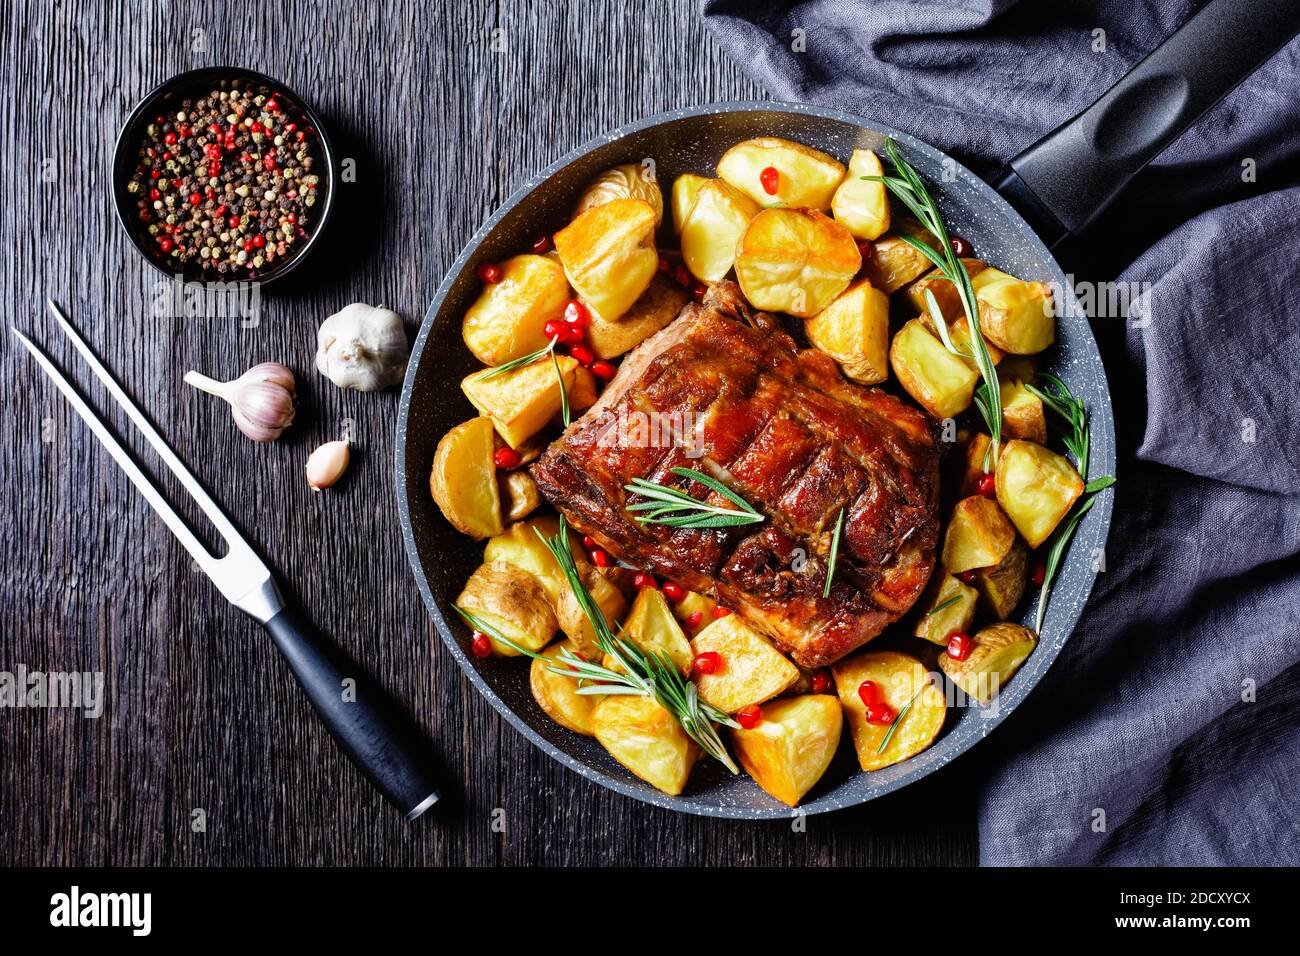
[529,282,940,669]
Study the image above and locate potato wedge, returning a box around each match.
[860,222,933,293]
[913,572,978,646]
[903,259,988,320]
[568,365,598,412]
[941,495,1017,573]
[717,136,845,210]
[456,561,557,656]
[973,268,1055,354]
[680,180,760,283]
[573,163,664,226]
[586,273,691,360]
[606,587,693,675]
[833,650,946,771]
[995,439,1084,547]
[554,563,627,661]
[671,173,710,234]
[732,695,842,807]
[1000,378,1047,443]
[483,515,568,600]
[672,590,719,636]
[889,317,979,419]
[429,417,503,539]
[940,622,1038,703]
[734,207,861,318]
[592,695,699,796]
[830,148,890,240]
[462,353,579,448]
[554,197,658,322]
[804,278,890,385]
[501,470,541,522]
[461,254,570,366]
[530,640,602,735]
[973,537,1029,620]
[690,614,800,713]
[956,432,997,499]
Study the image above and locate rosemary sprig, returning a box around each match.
[924,594,962,617]
[1027,372,1088,475]
[865,139,1002,469]
[876,684,925,754]
[624,466,765,529]
[823,507,844,598]
[477,335,570,426]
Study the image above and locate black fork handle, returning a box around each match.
[264,606,440,819]
[997,0,1300,246]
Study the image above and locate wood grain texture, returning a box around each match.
[0,0,978,866]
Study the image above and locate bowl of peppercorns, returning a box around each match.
[113,67,334,285]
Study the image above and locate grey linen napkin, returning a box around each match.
[702,0,1300,865]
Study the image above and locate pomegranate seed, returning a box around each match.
[711,606,731,619]
[686,610,703,629]
[476,262,502,283]
[947,631,974,661]
[662,581,686,602]
[589,548,610,568]
[673,263,692,288]
[736,704,763,729]
[590,360,616,381]
[692,283,707,303]
[582,535,597,549]
[957,569,977,584]
[561,324,585,345]
[693,650,722,675]
[493,446,520,469]
[950,234,972,257]
[856,239,876,262]
[470,632,493,658]
[865,703,897,726]
[530,233,551,254]
[1031,563,1046,586]
[563,299,591,330]
[568,344,594,367]
[811,670,832,694]
[759,166,780,195]
[633,572,657,590]
[164,131,177,145]
[543,319,565,341]
[857,680,882,708]
[158,237,173,252]
[977,472,996,498]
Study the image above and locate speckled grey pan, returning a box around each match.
[396,103,1115,819]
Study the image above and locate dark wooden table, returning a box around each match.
[1,0,978,866]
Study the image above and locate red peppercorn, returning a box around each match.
[493,446,520,469]
[693,651,722,675]
[686,610,703,629]
[633,571,657,590]
[250,121,264,135]
[857,680,882,707]
[568,343,594,367]
[161,151,173,162]
[589,548,610,568]
[947,631,974,661]
[208,162,221,177]
[178,125,191,139]
[582,535,597,549]
[158,237,173,252]
[476,262,502,283]
[977,472,996,498]
[811,670,832,694]
[865,703,897,726]
[205,142,222,160]
[265,98,280,112]
[736,704,763,729]
[207,123,222,136]
[284,122,297,133]
[149,188,161,201]
[759,166,780,195]
[252,234,266,248]
[950,234,972,257]
[149,169,160,180]
[171,178,182,189]
[590,360,616,381]
[530,233,551,254]
[563,299,590,330]
[1031,562,1046,586]
[243,239,255,253]
[164,131,178,145]
[957,569,977,584]
[470,632,493,658]
[711,606,731,619]
[228,215,241,229]
[662,581,686,602]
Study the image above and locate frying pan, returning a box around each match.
[396,0,1300,818]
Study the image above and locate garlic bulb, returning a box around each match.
[573,163,664,226]
[305,438,350,490]
[184,362,296,442]
[316,303,409,391]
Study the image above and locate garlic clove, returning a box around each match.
[315,303,410,392]
[305,438,351,491]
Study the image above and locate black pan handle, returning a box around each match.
[996,0,1300,246]
[264,606,441,819]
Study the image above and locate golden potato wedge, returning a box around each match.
[717,136,846,210]
[804,278,890,385]
[461,254,570,366]
[973,537,1029,620]
[918,311,1005,370]
[586,273,691,360]
[568,365,598,412]
[573,162,664,226]
[680,180,760,283]
[941,495,1017,573]
[956,432,998,498]
[973,268,1055,354]
[671,173,710,234]
[860,221,933,293]
[995,439,1084,547]
[456,561,558,656]
[833,650,946,771]
[530,640,602,735]
[1000,378,1048,444]
[903,259,988,319]
[483,515,568,600]
[732,695,843,807]
[592,695,699,796]
[830,148,890,240]
[672,590,719,636]
[734,207,861,318]
[889,317,979,419]
[554,197,658,322]
[554,563,627,661]
[690,614,800,713]
[913,572,978,646]
[462,353,580,448]
[429,417,503,539]
[501,470,541,522]
[607,587,693,675]
[940,622,1038,703]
